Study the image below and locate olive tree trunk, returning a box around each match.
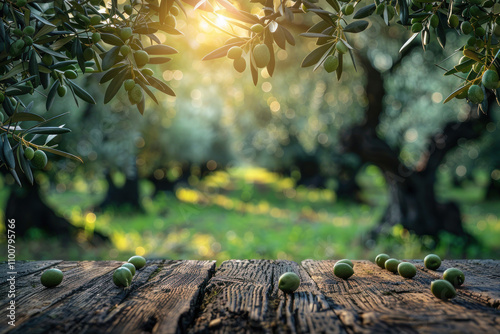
[341,53,493,237]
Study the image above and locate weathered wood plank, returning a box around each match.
[302,260,500,334]
[4,260,214,334]
[81,260,215,334]
[413,259,500,308]
[274,260,346,334]
[0,261,122,333]
[188,260,346,334]
[0,261,63,284]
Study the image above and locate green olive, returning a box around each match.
[336,40,348,54]
[424,254,442,270]
[90,16,101,26]
[397,262,417,278]
[333,263,354,279]
[170,6,179,16]
[448,15,459,29]
[335,259,354,268]
[384,258,401,273]
[120,45,131,56]
[141,68,154,76]
[227,46,243,60]
[31,150,48,169]
[165,15,176,27]
[128,85,143,104]
[468,84,484,104]
[128,255,146,269]
[120,27,133,41]
[24,147,35,160]
[482,70,499,90]
[233,57,246,73]
[23,26,35,36]
[278,272,300,293]
[92,32,101,43]
[324,55,339,73]
[375,253,390,269]
[253,44,270,68]
[121,263,136,276]
[431,279,456,300]
[250,24,264,33]
[124,79,136,91]
[41,268,64,288]
[133,50,150,67]
[113,267,133,287]
[443,268,465,288]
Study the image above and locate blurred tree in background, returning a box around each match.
[1,0,500,252]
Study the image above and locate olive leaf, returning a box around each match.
[67,80,97,104]
[1,134,16,170]
[343,20,369,33]
[17,145,34,185]
[46,80,60,111]
[202,43,243,60]
[444,84,471,103]
[101,46,121,71]
[301,43,334,68]
[104,67,129,104]
[25,127,71,135]
[144,44,178,55]
[100,33,124,46]
[353,4,376,19]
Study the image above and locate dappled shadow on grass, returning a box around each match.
[3,167,500,261]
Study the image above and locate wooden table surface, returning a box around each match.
[1,259,499,333]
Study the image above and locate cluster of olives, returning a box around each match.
[24,146,48,169]
[226,23,273,74]
[39,256,147,289]
[227,46,247,73]
[113,255,147,288]
[9,25,35,57]
[465,69,499,104]
[423,254,465,300]
[430,267,465,301]
[375,254,417,278]
[323,41,348,74]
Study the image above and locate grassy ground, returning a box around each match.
[1,166,499,263]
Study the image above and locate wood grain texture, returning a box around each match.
[188,260,346,334]
[2,260,215,334]
[2,260,500,334]
[81,260,215,334]
[302,260,500,334]
[413,259,500,308]
[0,261,121,333]
[0,260,62,284]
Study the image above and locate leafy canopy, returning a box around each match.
[1,0,499,186]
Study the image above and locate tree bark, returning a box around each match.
[485,173,500,200]
[336,161,363,203]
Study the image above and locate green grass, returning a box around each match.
[1,166,499,263]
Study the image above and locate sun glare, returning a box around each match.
[215,15,228,28]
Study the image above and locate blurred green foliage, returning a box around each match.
[1,166,498,263]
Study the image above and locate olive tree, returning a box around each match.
[1,0,499,237]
